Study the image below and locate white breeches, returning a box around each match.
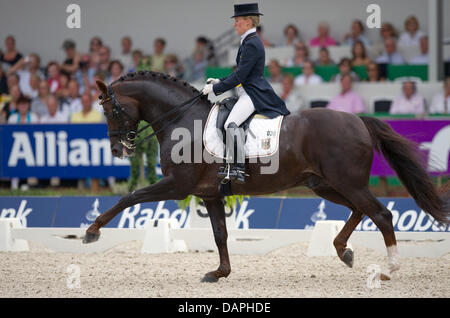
[224,87,256,128]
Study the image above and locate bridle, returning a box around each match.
[100,84,203,150]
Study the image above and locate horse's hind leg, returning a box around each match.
[310,183,363,268]
[347,188,400,275]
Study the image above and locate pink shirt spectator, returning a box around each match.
[327,90,366,114]
[309,36,337,47]
[389,94,425,114]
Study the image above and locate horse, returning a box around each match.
[83,70,450,282]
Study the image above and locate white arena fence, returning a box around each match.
[1,217,449,258]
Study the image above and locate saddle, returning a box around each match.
[216,97,255,147]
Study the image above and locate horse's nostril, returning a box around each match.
[112,148,118,155]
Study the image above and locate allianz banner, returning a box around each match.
[0,196,448,232]
[0,120,449,178]
[0,124,131,178]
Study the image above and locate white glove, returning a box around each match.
[202,83,213,95]
[206,78,220,84]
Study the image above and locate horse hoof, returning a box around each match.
[83,231,100,244]
[341,248,354,268]
[201,272,219,283]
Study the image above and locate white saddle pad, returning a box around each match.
[203,104,284,159]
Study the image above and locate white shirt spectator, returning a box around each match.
[17,69,44,98]
[376,52,405,65]
[429,93,450,114]
[8,112,38,124]
[40,111,68,123]
[62,97,82,118]
[294,74,323,86]
[409,53,428,65]
[398,30,426,46]
[390,94,425,114]
[284,91,306,114]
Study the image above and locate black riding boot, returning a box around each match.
[217,122,247,184]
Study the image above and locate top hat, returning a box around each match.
[231,3,263,18]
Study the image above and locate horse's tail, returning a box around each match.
[360,116,450,225]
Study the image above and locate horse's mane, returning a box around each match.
[112,70,211,104]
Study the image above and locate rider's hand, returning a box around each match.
[202,83,213,95]
[206,78,220,85]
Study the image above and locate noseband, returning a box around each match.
[101,84,203,150]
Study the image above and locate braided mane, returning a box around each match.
[111,70,210,104]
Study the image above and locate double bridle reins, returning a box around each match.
[100,85,203,150]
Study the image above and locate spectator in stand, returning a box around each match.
[280,24,301,47]
[373,22,398,56]
[398,16,426,47]
[31,80,51,119]
[6,72,20,93]
[256,25,273,48]
[27,74,40,99]
[46,61,61,94]
[294,60,323,86]
[118,36,133,72]
[0,36,23,70]
[189,49,208,82]
[315,47,335,66]
[390,81,425,115]
[343,20,370,47]
[375,37,405,65]
[267,59,283,84]
[163,54,184,78]
[151,38,167,72]
[90,72,107,115]
[61,79,82,119]
[332,58,360,82]
[107,60,124,84]
[89,36,103,66]
[1,84,21,120]
[365,61,385,82]
[309,22,337,48]
[429,77,450,114]
[60,39,82,77]
[280,73,305,114]
[327,74,366,114]
[351,40,371,67]
[70,92,102,123]
[97,46,112,79]
[7,53,45,97]
[55,72,70,100]
[0,65,8,96]
[409,36,429,65]
[8,96,38,124]
[129,49,143,73]
[194,36,216,65]
[39,95,67,123]
[285,41,309,67]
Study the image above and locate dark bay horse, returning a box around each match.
[84,71,450,282]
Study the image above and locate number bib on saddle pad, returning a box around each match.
[203,103,284,159]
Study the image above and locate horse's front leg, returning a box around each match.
[83,176,184,243]
[201,198,231,282]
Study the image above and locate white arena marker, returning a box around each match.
[307,220,350,257]
[0,218,29,252]
[141,218,188,254]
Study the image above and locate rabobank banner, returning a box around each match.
[0,124,131,178]
[0,196,448,232]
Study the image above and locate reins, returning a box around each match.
[103,84,204,149]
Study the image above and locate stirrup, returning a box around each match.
[218,164,231,184]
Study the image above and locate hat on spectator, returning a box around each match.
[231,3,263,18]
[62,39,76,50]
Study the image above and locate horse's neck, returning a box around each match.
[136,82,211,145]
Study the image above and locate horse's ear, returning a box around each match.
[96,80,108,96]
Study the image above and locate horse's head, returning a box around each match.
[96,80,140,158]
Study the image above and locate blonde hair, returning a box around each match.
[243,15,260,28]
[404,16,419,31]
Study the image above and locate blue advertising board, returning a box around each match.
[0,124,132,178]
[0,196,448,232]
